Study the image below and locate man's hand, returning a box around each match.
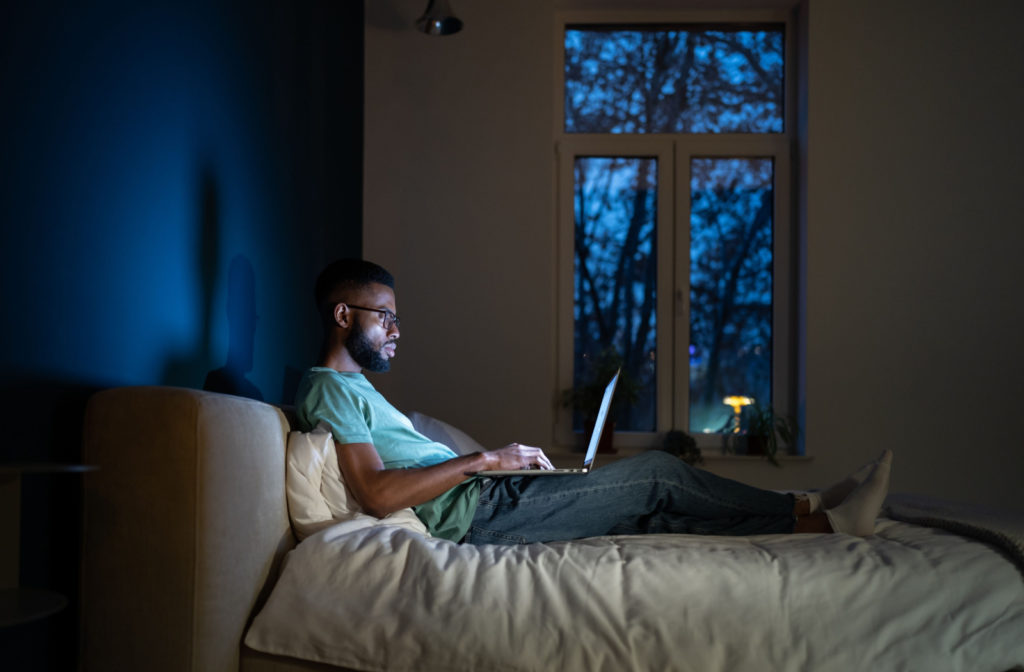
[483,443,555,471]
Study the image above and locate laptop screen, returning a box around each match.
[582,369,620,469]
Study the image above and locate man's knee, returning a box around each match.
[629,449,691,474]
[597,450,694,485]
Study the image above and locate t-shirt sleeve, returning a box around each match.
[299,374,374,445]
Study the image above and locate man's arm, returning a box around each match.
[335,441,553,518]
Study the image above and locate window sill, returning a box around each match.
[702,453,813,463]
[546,444,813,468]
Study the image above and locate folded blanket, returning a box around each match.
[884,493,1024,579]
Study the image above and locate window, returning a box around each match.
[564,26,784,134]
[556,16,796,450]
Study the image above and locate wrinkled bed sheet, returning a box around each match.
[246,512,1024,672]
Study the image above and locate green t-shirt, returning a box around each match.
[294,367,482,541]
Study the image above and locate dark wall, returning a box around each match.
[0,1,363,668]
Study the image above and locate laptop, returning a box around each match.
[475,369,620,477]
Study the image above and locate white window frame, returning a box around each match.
[554,10,798,451]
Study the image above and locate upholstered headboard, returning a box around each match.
[81,387,296,672]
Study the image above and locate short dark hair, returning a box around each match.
[314,258,395,325]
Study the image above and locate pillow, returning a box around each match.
[285,422,429,540]
[408,411,486,456]
[285,424,336,539]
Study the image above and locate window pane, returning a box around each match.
[573,157,657,432]
[565,26,784,134]
[689,158,773,433]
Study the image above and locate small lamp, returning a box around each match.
[723,396,754,434]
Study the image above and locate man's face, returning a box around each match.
[343,283,399,373]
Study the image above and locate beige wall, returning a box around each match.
[805,0,1024,509]
[364,0,558,450]
[365,0,1024,510]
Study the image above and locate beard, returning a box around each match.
[348,319,392,372]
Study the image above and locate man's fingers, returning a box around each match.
[523,445,554,470]
[500,443,554,470]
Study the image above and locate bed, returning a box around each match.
[80,386,1024,671]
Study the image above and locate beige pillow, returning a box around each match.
[285,422,429,540]
[408,411,486,456]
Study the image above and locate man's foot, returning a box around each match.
[823,451,893,536]
[817,449,894,510]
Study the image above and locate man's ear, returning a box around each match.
[333,303,350,328]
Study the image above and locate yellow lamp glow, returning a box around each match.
[722,396,754,433]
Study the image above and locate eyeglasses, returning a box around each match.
[345,304,400,331]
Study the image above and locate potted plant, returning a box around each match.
[743,403,799,467]
[561,349,638,453]
[660,429,703,466]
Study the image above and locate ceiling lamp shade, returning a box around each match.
[416,0,463,36]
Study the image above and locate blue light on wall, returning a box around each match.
[0,2,362,667]
[1,0,355,402]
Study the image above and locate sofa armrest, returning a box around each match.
[81,387,295,672]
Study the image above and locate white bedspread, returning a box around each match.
[245,512,1024,672]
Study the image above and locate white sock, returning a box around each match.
[799,491,823,514]
[824,451,892,537]
[818,449,893,510]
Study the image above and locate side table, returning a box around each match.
[0,463,96,627]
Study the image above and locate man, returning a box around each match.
[295,259,892,545]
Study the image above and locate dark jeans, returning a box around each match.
[464,451,796,545]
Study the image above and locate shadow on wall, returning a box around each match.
[158,163,264,401]
[161,163,220,391]
[204,254,264,401]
